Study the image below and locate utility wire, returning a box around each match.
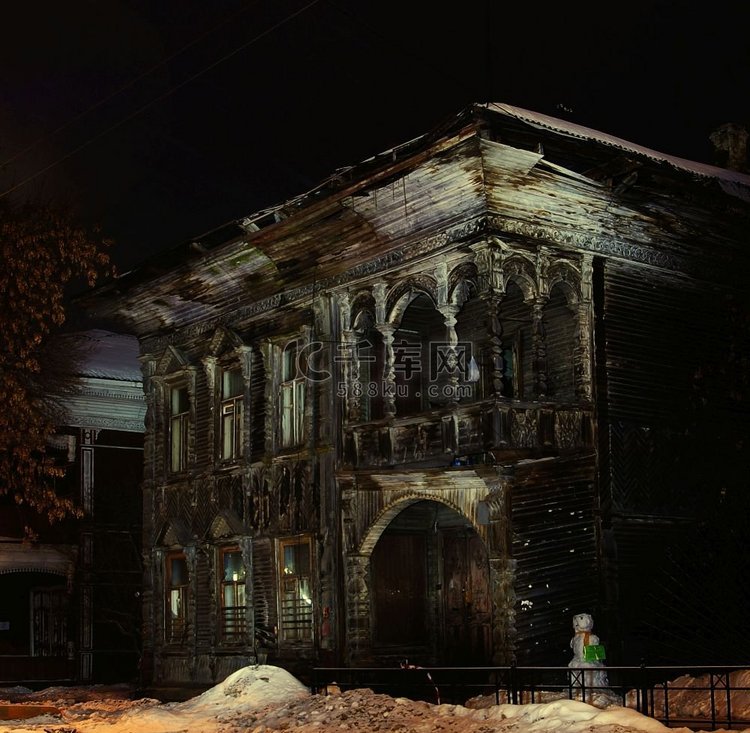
[0,0,261,173]
[0,0,321,201]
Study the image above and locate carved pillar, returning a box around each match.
[201,355,218,461]
[237,346,253,460]
[372,283,395,418]
[149,374,167,483]
[184,544,198,671]
[470,241,507,400]
[344,553,372,664]
[260,342,275,454]
[438,304,460,407]
[343,329,361,422]
[484,293,505,399]
[484,473,516,664]
[377,324,396,418]
[239,536,254,650]
[531,296,549,400]
[185,366,199,467]
[575,255,594,400]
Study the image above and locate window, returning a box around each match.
[352,314,383,422]
[280,341,305,448]
[278,537,313,642]
[166,553,188,643]
[220,548,247,641]
[502,333,523,398]
[221,369,244,461]
[170,386,190,472]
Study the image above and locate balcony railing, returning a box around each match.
[343,400,593,468]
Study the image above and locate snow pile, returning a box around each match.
[471,698,683,733]
[178,663,310,713]
[1,666,748,733]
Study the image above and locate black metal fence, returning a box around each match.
[311,664,750,729]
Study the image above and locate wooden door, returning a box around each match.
[442,531,491,664]
[371,533,427,645]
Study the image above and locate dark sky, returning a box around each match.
[2,1,749,273]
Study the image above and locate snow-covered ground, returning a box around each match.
[1,666,749,733]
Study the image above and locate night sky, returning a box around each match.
[2,1,749,273]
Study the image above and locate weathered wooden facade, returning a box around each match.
[84,103,750,687]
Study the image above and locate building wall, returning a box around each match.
[137,238,605,685]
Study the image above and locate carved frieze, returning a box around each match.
[488,215,683,271]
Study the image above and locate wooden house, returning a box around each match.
[0,330,145,684]
[83,103,750,688]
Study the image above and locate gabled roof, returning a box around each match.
[79,103,750,338]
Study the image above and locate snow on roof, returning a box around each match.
[483,102,750,189]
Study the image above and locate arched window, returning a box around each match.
[545,284,577,400]
[393,293,444,415]
[498,281,532,399]
[455,283,485,403]
[352,310,384,421]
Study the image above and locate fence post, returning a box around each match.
[710,672,717,730]
[637,662,649,716]
[510,663,518,705]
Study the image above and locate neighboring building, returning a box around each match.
[0,330,145,685]
[83,103,750,688]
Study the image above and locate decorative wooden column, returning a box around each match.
[575,255,594,401]
[483,472,517,664]
[344,553,372,664]
[336,293,362,423]
[438,303,460,407]
[201,355,218,464]
[376,324,396,418]
[531,296,549,400]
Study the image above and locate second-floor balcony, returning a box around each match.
[342,399,593,469]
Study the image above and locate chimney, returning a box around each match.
[709,122,749,172]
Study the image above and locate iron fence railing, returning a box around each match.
[310,665,750,729]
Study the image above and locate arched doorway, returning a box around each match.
[369,500,491,665]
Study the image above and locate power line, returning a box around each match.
[0,0,261,173]
[0,0,321,201]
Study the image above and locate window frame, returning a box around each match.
[279,340,306,449]
[276,535,314,645]
[220,367,245,462]
[218,546,247,644]
[168,384,190,473]
[165,552,189,644]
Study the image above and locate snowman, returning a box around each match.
[568,612,608,699]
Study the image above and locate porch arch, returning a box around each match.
[344,494,508,666]
[357,494,479,556]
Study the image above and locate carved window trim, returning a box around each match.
[276,535,313,645]
[165,551,189,645]
[168,382,190,474]
[218,545,248,644]
[154,347,197,479]
[219,366,245,463]
[276,338,306,450]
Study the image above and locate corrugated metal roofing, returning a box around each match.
[482,102,750,188]
[71,329,141,381]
